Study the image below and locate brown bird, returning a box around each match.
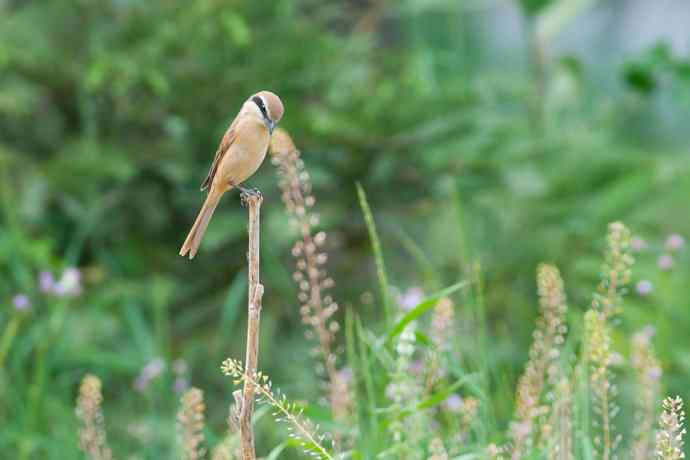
[179,90,284,259]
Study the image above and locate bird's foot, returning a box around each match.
[239,186,262,207]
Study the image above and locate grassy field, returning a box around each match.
[2,1,690,459]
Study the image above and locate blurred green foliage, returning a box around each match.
[1,0,690,458]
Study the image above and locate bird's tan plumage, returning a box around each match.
[179,91,284,259]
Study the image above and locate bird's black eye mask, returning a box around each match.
[252,96,270,122]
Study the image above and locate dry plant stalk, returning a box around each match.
[75,374,113,460]
[177,387,207,460]
[630,327,662,460]
[510,264,568,459]
[239,192,265,460]
[270,129,348,420]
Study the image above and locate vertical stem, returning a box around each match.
[0,316,21,369]
[239,193,264,460]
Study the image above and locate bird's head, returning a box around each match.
[250,90,284,134]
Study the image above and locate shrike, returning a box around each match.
[179,91,284,259]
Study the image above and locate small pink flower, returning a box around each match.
[630,237,648,252]
[13,294,31,312]
[665,234,685,252]
[658,254,674,271]
[408,360,424,376]
[636,280,653,296]
[398,287,424,311]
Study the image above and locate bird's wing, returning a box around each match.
[200,121,238,191]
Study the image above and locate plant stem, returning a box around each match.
[0,315,21,369]
[239,192,264,460]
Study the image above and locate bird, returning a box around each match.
[179,90,284,259]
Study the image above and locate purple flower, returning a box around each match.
[630,236,648,252]
[665,234,685,252]
[398,287,424,312]
[648,366,662,381]
[142,358,165,379]
[658,254,674,271]
[173,377,189,394]
[13,294,31,312]
[442,394,463,412]
[54,267,82,297]
[133,357,165,392]
[39,271,56,293]
[336,367,353,384]
[636,280,653,296]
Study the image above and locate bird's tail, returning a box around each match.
[179,190,222,259]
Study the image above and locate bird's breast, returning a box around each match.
[217,120,270,186]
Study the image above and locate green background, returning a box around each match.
[1,0,689,458]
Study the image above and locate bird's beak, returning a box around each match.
[266,119,275,134]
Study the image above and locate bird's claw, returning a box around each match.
[239,186,262,207]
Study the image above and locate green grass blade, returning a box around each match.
[356,183,392,327]
[355,315,378,431]
[345,308,363,431]
[416,377,471,410]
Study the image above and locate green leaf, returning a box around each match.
[414,331,431,347]
[416,377,469,410]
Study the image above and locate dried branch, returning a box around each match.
[238,192,265,460]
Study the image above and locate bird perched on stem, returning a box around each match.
[179,91,284,259]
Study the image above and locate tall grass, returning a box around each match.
[73,132,687,460]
